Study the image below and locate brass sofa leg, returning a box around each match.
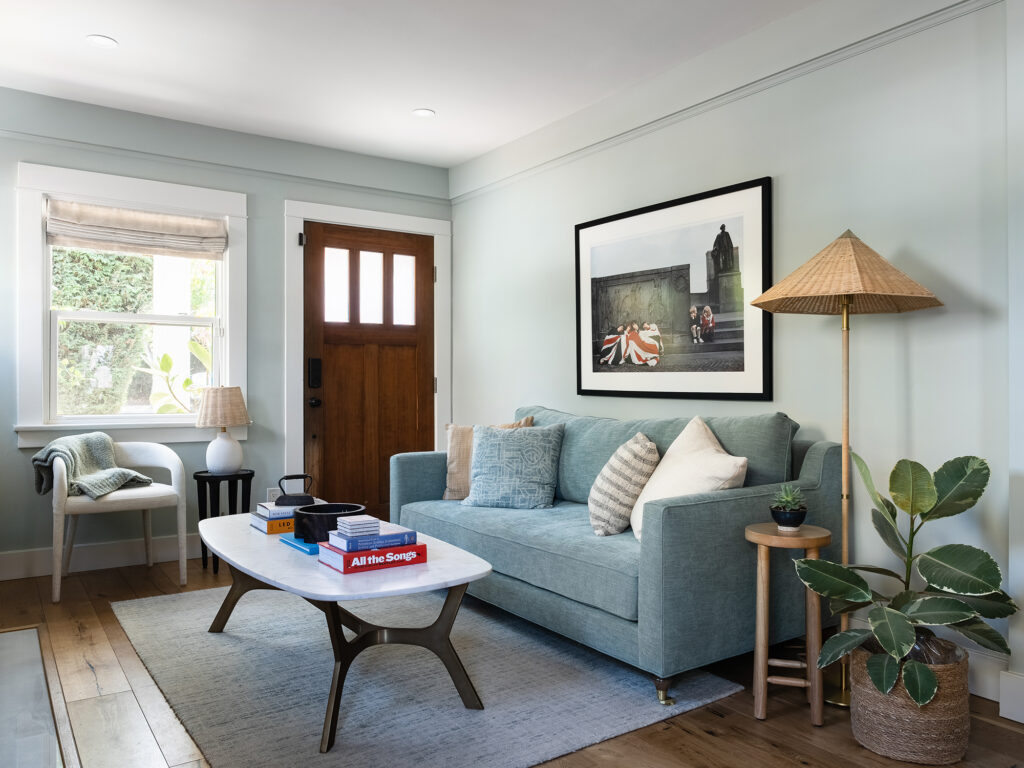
[655,676,675,705]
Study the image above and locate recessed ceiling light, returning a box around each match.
[411,108,436,118]
[86,34,119,49]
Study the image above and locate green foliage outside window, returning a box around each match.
[52,248,153,415]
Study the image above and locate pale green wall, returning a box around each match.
[0,87,450,553]
[449,3,1010,639]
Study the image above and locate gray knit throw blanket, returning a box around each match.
[33,432,153,499]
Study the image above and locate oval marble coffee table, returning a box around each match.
[199,514,492,753]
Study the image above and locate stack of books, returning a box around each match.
[250,498,326,535]
[318,515,427,574]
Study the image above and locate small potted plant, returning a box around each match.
[794,453,1017,765]
[770,484,807,530]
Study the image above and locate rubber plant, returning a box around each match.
[793,453,1017,706]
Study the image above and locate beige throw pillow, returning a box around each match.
[443,416,534,500]
[630,416,747,541]
[588,433,660,536]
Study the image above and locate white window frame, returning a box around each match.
[15,163,247,447]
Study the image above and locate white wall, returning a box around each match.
[0,87,450,560]
[450,2,1014,701]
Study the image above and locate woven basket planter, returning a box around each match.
[850,647,970,765]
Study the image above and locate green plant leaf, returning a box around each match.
[917,544,1003,595]
[924,456,990,521]
[902,660,938,706]
[157,403,183,414]
[879,496,899,522]
[794,560,872,602]
[829,598,871,616]
[889,459,937,517]
[889,590,918,612]
[866,653,900,694]
[902,597,977,625]
[872,507,906,559]
[853,452,892,518]
[188,340,213,372]
[848,564,905,582]
[951,618,1011,654]
[159,353,174,373]
[817,629,872,668]
[924,587,1019,619]
[868,604,916,660]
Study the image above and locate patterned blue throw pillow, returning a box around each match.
[462,423,565,509]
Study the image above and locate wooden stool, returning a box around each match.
[745,522,832,726]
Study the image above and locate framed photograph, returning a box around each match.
[576,177,772,400]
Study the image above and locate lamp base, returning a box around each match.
[824,658,851,708]
[206,430,243,474]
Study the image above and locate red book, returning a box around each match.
[318,541,427,574]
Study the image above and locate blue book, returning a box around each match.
[279,533,319,555]
[328,523,417,552]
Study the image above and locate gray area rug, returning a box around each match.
[113,587,741,768]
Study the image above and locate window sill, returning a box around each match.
[14,422,249,449]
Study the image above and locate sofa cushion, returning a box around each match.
[443,416,534,500]
[589,432,660,536]
[515,406,798,503]
[630,416,747,540]
[400,500,640,621]
[463,423,564,509]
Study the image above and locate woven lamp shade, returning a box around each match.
[751,230,942,315]
[195,386,249,428]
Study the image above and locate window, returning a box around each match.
[15,164,247,446]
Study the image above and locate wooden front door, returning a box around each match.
[303,222,434,519]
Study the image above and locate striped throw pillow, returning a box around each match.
[588,432,660,536]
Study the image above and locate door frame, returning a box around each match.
[283,201,452,474]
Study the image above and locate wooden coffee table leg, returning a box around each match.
[422,584,483,710]
[208,565,278,633]
[314,584,483,753]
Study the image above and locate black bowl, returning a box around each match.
[770,506,807,531]
[294,502,367,543]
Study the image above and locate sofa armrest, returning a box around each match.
[389,451,448,523]
[637,441,841,677]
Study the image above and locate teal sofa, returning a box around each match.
[390,406,841,700]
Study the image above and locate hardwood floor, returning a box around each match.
[2,559,1022,767]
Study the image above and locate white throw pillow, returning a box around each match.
[630,416,747,541]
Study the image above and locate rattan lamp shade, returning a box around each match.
[751,230,942,315]
[195,386,249,428]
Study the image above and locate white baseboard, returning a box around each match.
[999,671,1024,723]
[0,533,203,581]
[849,616,1007,702]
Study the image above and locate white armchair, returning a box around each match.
[51,441,187,602]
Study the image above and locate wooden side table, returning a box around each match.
[194,469,255,574]
[744,522,832,726]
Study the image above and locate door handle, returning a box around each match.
[308,397,322,408]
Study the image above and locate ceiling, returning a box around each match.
[0,1,815,168]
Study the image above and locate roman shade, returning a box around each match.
[46,199,227,259]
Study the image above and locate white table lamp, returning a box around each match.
[196,386,250,474]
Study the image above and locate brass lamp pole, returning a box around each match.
[752,230,941,704]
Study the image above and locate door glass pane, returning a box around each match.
[324,247,349,323]
[360,251,383,324]
[56,319,212,416]
[393,254,416,326]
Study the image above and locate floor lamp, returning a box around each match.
[751,229,941,704]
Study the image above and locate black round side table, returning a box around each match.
[194,469,255,574]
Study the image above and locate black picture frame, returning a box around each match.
[575,177,772,400]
